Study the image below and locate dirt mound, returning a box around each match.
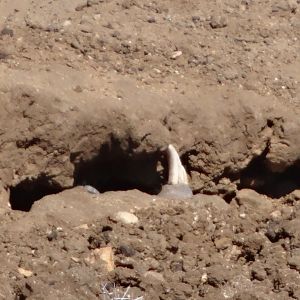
[1,189,300,299]
[0,0,300,299]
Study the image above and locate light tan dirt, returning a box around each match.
[0,0,300,299]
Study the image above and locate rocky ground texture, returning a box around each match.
[0,0,300,299]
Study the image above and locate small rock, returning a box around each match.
[62,20,72,27]
[270,210,282,221]
[119,244,135,257]
[159,184,193,200]
[192,194,229,210]
[145,257,160,270]
[265,221,284,242]
[272,0,297,12]
[114,211,139,224]
[18,267,33,278]
[210,15,227,29]
[288,256,300,271]
[147,16,156,23]
[0,50,9,60]
[93,14,101,21]
[214,237,232,250]
[239,213,246,219]
[47,228,58,241]
[281,206,294,219]
[84,185,99,195]
[171,50,183,60]
[192,15,204,23]
[251,264,267,281]
[290,190,300,200]
[75,1,87,11]
[236,189,273,211]
[79,24,93,33]
[87,0,101,5]
[71,39,83,52]
[75,223,89,230]
[201,273,208,283]
[170,260,184,272]
[86,247,115,272]
[144,271,165,282]
[223,68,239,80]
[71,257,80,263]
[0,27,14,37]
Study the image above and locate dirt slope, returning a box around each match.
[0,0,300,299]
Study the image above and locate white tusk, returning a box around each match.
[166,144,189,185]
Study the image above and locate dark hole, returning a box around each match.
[167,245,179,254]
[267,119,274,128]
[223,190,236,203]
[239,148,300,198]
[71,136,163,195]
[9,174,63,211]
[15,294,27,300]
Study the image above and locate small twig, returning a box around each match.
[100,283,144,300]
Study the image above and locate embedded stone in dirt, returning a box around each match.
[192,194,229,210]
[113,211,139,224]
[159,184,193,200]
[236,189,273,211]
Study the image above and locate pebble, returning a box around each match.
[214,237,232,250]
[114,211,139,225]
[251,264,267,281]
[47,228,58,241]
[144,271,165,282]
[71,257,80,263]
[147,16,156,23]
[270,210,282,221]
[119,244,135,257]
[210,15,227,29]
[0,27,14,37]
[18,267,33,278]
[62,20,72,27]
[84,185,100,195]
[171,50,183,60]
[192,194,229,210]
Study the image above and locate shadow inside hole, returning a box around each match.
[239,154,300,198]
[9,174,63,211]
[72,138,164,195]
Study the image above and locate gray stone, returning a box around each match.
[159,184,193,200]
[288,256,300,271]
[84,185,99,195]
[143,271,165,282]
[214,237,231,250]
[192,194,229,210]
[236,189,273,211]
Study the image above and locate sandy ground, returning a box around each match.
[0,0,300,299]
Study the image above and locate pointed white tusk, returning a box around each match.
[166,144,189,185]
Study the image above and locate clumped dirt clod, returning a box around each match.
[2,192,300,299]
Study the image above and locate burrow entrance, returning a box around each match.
[71,139,164,195]
[8,139,300,211]
[238,148,300,198]
[9,174,64,211]
[9,138,167,211]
